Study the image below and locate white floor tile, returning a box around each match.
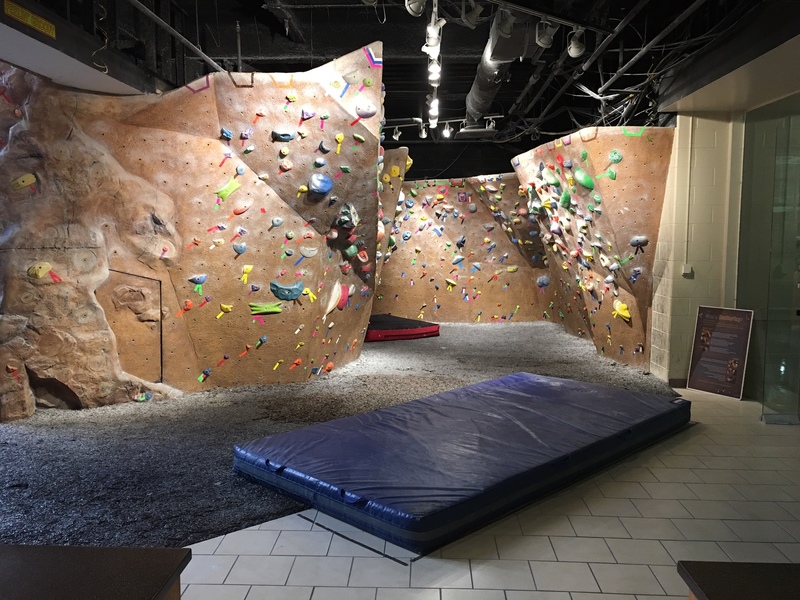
[215,531,280,555]
[478,514,522,535]
[518,514,575,536]
[225,556,296,586]
[605,538,674,565]
[569,516,630,538]
[660,541,729,562]
[584,497,642,517]
[440,535,497,559]
[598,482,651,499]
[619,518,684,541]
[679,500,742,520]
[272,531,333,556]
[692,469,747,484]
[495,535,555,561]
[504,593,571,600]
[182,584,251,600]
[659,455,708,469]
[327,531,386,557]
[726,501,794,520]
[260,515,314,531]
[649,565,689,596]
[670,519,739,542]
[571,595,635,600]
[286,557,352,587]
[589,564,663,595]
[640,482,697,500]
[649,468,703,484]
[529,561,599,592]
[776,520,800,541]
[310,588,376,600]
[630,499,692,519]
[312,513,363,532]
[736,470,792,485]
[723,519,796,543]
[778,501,800,519]
[189,536,225,555]
[609,467,659,483]
[376,589,440,600]
[718,541,790,562]
[410,558,472,589]
[384,543,419,559]
[348,558,410,588]
[684,483,745,501]
[182,555,238,584]
[734,484,793,502]
[698,456,748,469]
[774,543,800,561]
[470,559,535,590]
[441,590,504,600]
[534,495,590,515]
[245,586,313,600]
[550,536,614,563]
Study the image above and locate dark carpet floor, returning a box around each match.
[0,322,676,548]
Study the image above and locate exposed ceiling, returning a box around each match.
[16,0,788,176]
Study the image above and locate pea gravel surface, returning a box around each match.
[0,322,676,548]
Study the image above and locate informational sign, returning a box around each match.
[687,306,754,399]
[4,0,56,39]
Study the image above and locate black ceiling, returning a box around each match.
[31,0,768,176]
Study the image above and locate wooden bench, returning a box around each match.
[677,560,800,600]
[0,544,191,599]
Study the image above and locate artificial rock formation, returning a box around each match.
[512,127,673,366]
[0,44,384,420]
[375,173,550,322]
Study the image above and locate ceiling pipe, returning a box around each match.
[124,0,226,73]
[598,0,708,94]
[529,0,651,123]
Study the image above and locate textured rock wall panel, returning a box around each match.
[0,45,384,420]
[374,173,552,323]
[512,127,674,366]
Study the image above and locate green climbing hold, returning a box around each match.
[542,168,559,187]
[593,193,602,205]
[249,302,283,315]
[580,149,588,161]
[409,189,418,197]
[353,134,366,143]
[574,168,594,190]
[608,168,616,180]
[587,203,595,212]
[559,189,571,208]
[215,177,241,200]
[609,150,623,164]
[340,166,351,173]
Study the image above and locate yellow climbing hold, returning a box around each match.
[612,300,631,321]
[27,261,52,278]
[11,173,36,190]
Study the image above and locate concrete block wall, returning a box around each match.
[650,113,744,384]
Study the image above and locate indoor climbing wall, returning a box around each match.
[374,173,549,323]
[0,44,384,421]
[374,147,409,284]
[512,126,674,366]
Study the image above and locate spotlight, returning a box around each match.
[392,127,401,141]
[428,60,441,75]
[419,123,428,139]
[535,20,553,48]
[429,116,438,128]
[485,117,496,130]
[495,10,516,38]
[422,17,446,59]
[463,3,483,29]
[567,28,585,58]
[427,95,439,118]
[442,123,453,138]
[405,0,426,17]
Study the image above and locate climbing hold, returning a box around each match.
[319,141,331,153]
[215,177,242,200]
[215,303,233,319]
[630,235,649,252]
[612,299,631,321]
[559,189,571,208]
[356,102,378,118]
[233,199,252,215]
[279,146,290,157]
[542,168,559,186]
[536,275,550,288]
[507,265,518,273]
[353,133,366,143]
[279,159,293,172]
[337,285,349,309]
[26,261,52,279]
[249,302,283,314]
[233,242,247,255]
[402,231,412,241]
[220,128,233,140]
[609,150,623,164]
[301,107,316,120]
[272,130,296,142]
[10,173,36,190]
[314,157,327,167]
[270,280,305,301]
[574,168,594,190]
[468,203,477,213]
[271,216,284,228]
[309,173,334,196]
[452,255,465,265]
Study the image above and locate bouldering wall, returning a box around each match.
[0,44,384,421]
[374,147,409,284]
[512,127,674,367]
[373,173,550,323]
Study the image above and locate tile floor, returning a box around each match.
[180,389,800,599]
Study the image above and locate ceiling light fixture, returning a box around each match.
[422,18,446,59]
[419,123,428,138]
[361,0,377,5]
[495,9,516,38]
[405,0,426,17]
[463,2,483,29]
[535,19,553,48]
[429,116,438,129]
[392,127,401,141]
[567,27,585,58]
[428,60,441,84]
[442,123,453,138]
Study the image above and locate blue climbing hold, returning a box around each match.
[309,173,333,196]
[269,280,305,301]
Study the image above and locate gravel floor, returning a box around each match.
[0,322,675,548]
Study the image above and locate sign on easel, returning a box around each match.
[687,306,754,399]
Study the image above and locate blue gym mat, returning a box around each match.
[234,373,689,554]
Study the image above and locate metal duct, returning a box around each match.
[464,12,556,126]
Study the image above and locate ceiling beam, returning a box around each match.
[260,0,306,44]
